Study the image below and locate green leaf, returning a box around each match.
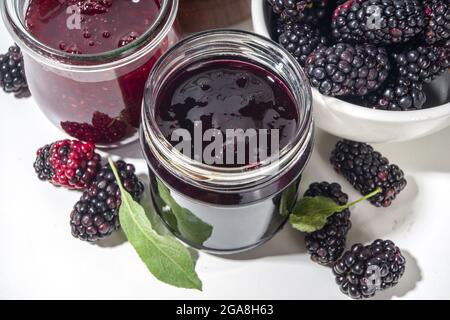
[289,187,382,233]
[140,187,174,237]
[289,196,342,233]
[157,180,213,246]
[108,159,202,291]
[279,183,298,216]
[151,192,179,236]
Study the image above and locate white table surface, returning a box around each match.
[1,17,450,300]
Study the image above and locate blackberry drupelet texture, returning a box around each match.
[278,22,328,66]
[393,45,450,84]
[333,239,406,299]
[268,0,312,20]
[365,44,450,110]
[331,0,426,45]
[330,140,407,207]
[34,139,101,190]
[0,45,28,94]
[366,77,426,111]
[268,0,329,25]
[274,17,288,36]
[423,0,450,44]
[33,144,53,181]
[70,161,145,242]
[305,43,390,96]
[304,182,352,265]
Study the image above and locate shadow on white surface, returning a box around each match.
[315,126,450,174]
[314,130,339,163]
[370,250,422,300]
[348,175,419,245]
[13,89,31,99]
[102,140,145,160]
[220,224,307,260]
[377,126,450,173]
[96,229,127,248]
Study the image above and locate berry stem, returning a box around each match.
[108,158,125,194]
[337,187,383,211]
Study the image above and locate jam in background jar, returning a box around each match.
[2,0,180,147]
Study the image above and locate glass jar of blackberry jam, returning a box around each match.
[2,0,180,147]
[141,30,313,253]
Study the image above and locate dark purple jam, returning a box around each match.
[22,0,178,146]
[143,57,313,252]
[25,0,160,54]
[155,59,300,167]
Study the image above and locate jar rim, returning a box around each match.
[141,29,314,190]
[1,0,179,70]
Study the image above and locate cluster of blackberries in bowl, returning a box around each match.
[267,0,450,111]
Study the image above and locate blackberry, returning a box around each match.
[393,45,450,84]
[34,139,101,190]
[70,161,144,242]
[305,181,349,205]
[304,182,352,265]
[333,239,406,299]
[269,0,329,25]
[367,44,450,110]
[278,22,328,66]
[268,0,312,20]
[33,144,53,181]
[295,0,329,25]
[423,0,450,44]
[330,140,407,207]
[365,79,426,111]
[274,17,287,36]
[331,0,426,45]
[267,0,312,19]
[0,45,28,94]
[305,43,390,96]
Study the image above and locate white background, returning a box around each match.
[1,19,450,300]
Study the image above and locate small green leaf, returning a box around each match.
[280,183,298,216]
[289,196,342,233]
[152,192,179,236]
[289,187,382,233]
[108,159,202,291]
[140,188,174,237]
[157,180,213,246]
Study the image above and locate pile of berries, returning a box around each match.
[299,139,407,299]
[269,0,450,110]
[302,181,407,299]
[34,139,144,242]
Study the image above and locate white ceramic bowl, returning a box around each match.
[251,0,450,143]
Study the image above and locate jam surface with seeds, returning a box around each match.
[155,59,300,167]
[25,0,160,54]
